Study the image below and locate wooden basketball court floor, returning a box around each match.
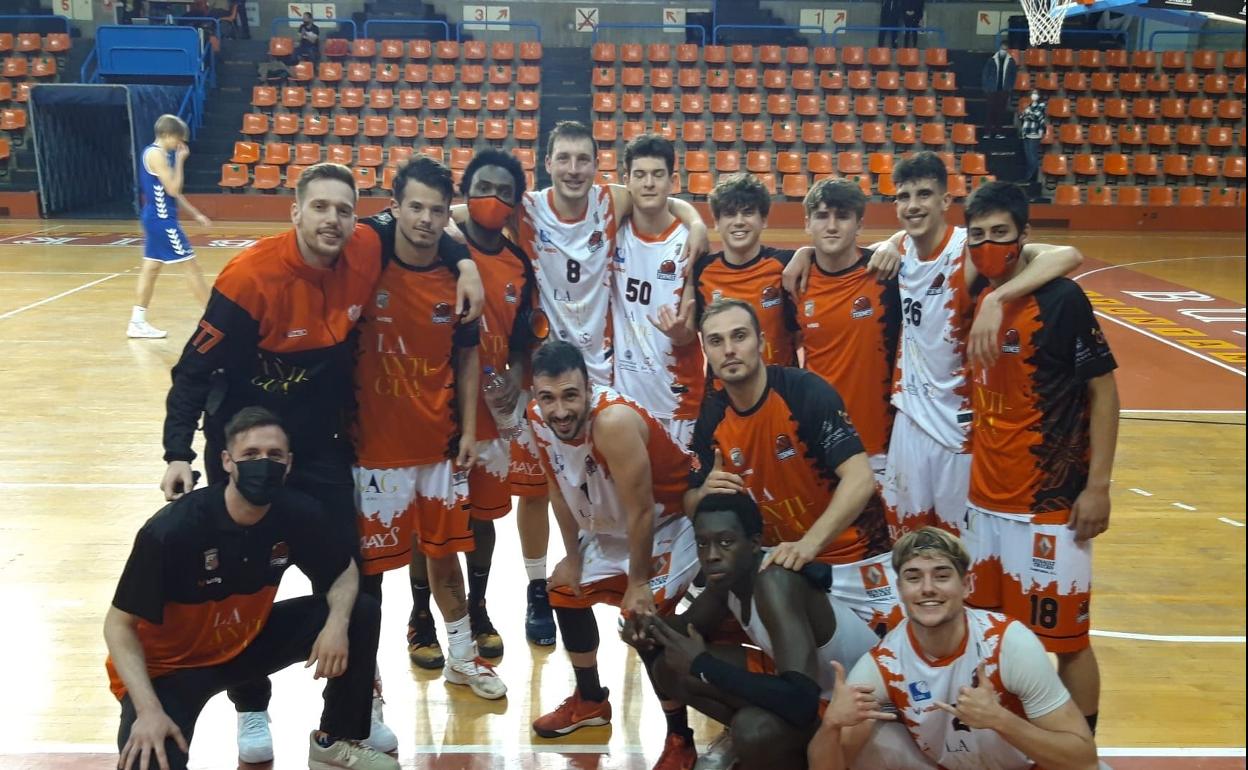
[0,221,1242,769]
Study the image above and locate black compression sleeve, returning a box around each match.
[689,653,822,729]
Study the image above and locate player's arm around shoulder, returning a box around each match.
[592,403,653,498]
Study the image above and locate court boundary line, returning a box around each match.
[1090,630,1245,643]
[0,271,130,321]
[1,743,1244,757]
[1091,309,1246,378]
[1074,255,1246,283]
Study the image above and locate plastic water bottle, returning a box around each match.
[482,366,522,440]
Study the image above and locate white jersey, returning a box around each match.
[611,219,705,420]
[852,608,1071,770]
[519,186,618,385]
[892,225,976,452]
[726,578,879,701]
[527,385,692,538]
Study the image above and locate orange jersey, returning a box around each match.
[969,278,1116,515]
[688,367,891,563]
[468,233,538,440]
[354,256,480,468]
[529,386,692,537]
[798,249,901,457]
[692,247,799,366]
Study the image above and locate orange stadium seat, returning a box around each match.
[1042,154,1069,177]
[687,172,714,196]
[825,95,850,116]
[715,150,741,172]
[712,121,736,143]
[240,112,268,136]
[220,163,248,188]
[855,96,878,117]
[1186,98,1213,121]
[1118,125,1144,147]
[1054,185,1081,206]
[1077,50,1102,69]
[1132,153,1160,178]
[1115,186,1142,205]
[913,95,937,118]
[1192,154,1220,178]
[620,43,643,63]
[1091,73,1116,93]
[1224,156,1247,181]
[792,70,815,92]
[746,151,771,173]
[1147,125,1173,147]
[1223,51,1246,70]
[332,115,358,138]
[252,164,281,190]
[808,151,834,175]
[925,48,949,68]
[862,123,887,147]
[434,40,458,60]
[885,96,909,118]
[903,71,929,92]
[933,72,956,92]
[340,88,364,110]
[326,144,352,165]
[1087,186,1113,205]
[801,122,827,146]
[294,143,321,165]
[394,116,418,139]
[263,142,291,165]
[482,118,506,141]
[782,174,809,198]
[1063,72,1088,93]
[230,141,260,164]
[1177,187,1205,207]
[1104,153,1129,177]
[1174,73,1200,94]
[519,41,542,62]
[684,150,710,172]
[1217,99,1243,121]
[892,123,916,146]
[592,120,616,142]
[820,71,844,91]
[1206,126,1233,149]
[251,86,277,108]
[1089,124,1114,147]
[1147,187,1175,206]
[463,40,486,60]
[831,122,856,145]
[942,96,968,118]
[424,117,448,141]
[776,151,802,175]
[403,63,428,84]
[1208,187,1238,206]
[1060,124,1085,147]
[952,124,977,146]
[772,121,796,144]
[362,116,388,139]
[2,57,27,78]
[354,166,376,191]
[897,48,921,68]
[1076,97,1102,120]
[1074,154,1099,177]
[920,123,947,146]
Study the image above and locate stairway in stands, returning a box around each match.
[948,49,1027,183]
[534,47,591,188]
[183,39,267,192]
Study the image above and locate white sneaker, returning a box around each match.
[127,320,167,339]
[308,731,400,770]
[443,655,508,700]
[695,727,736,769]
[236,710,273,763]
[362,694,398,753]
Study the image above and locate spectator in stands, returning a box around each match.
[296,12,320,62]
[1019,90,1047,192]
[227,0,250,39]
[982,41,1018,140]
[878,0,902,47]
[901,0,925,47]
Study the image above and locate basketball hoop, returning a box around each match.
[1020,0,1085,46]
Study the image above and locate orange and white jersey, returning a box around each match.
[610,219,705,420]
[726,584,879,700]
[528,385,691,538]
[519,186,618,385]
[855,608,1071,770]
[892,226,979,453]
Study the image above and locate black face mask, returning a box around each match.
[232,458,287,506]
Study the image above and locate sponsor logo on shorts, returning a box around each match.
[286,329,307,338]
[504,283,518,304]
[907,680,932,702]
[774,434,796,460]
[851,296,874,319]
[804,299,816,318]
[376,290,389,309]
[432,302,454,324]
[1002,328,1021,354]
[711,289,723,302]
[203,548,219,571]
[348,304,363,322]
[860,563,895,600]
[761,285,782,309]
[269,541,290,568]
[657,259,679,281]
[1077,599,1090,624]
[1032,533,1056,573]
[926,273,946,296]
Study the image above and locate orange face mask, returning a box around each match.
[468,195,514,231]
[968,238,1021,280]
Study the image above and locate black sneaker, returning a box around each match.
[407,608,444,670]
[470,600,505,658]
[525,579,557,646]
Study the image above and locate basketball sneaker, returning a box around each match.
[532,688,612,738]
[444,655,508,700]
[653,731,697,770]
[407,608,444,670]
[525,579,557,646]
[470,599,504,658]
[127,319,168,339]
[308,731,400,770]
[694,728,735,769]
[362,694,398,754]
[236,711,273,763]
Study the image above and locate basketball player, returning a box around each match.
[686,299,900,636]
[611,134,705,448]
[105,408,397,770]
[352,157,506,700]
[128,114,212,339]
[795,179,900,478]
[962,181,1118,737]
[641,494,880,770]
[158,162,481,759]
[807,528,1099,770]
[688,173,800,367]
[782,151,1084,541]
[525,341,701,770]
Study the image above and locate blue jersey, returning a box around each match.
[140,144,179,225]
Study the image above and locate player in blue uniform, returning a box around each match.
[128,114,213,339]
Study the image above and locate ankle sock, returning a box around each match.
[524,556,547,583]
[446,614,474,661]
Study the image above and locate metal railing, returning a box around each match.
[1147,29,1247,49]
[713,24,827,46]
[269,17,357,39]
[592,22,705,46]
[833,25,949,47]
[993,26,1128,48]
[167,16,221,43]
[361,18,451,41]
[455,20,541,42]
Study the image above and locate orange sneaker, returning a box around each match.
[532,688,612,738]
[652,731,697,770]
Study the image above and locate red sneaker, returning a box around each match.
[532,688,612,738]
[652,731,697,770]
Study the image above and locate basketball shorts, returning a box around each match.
[508,418,548,498]
[964,504,1092,654]
[469,439,512,521]
[881,411,971,542]
[828,551,905,637]
[549,514,699,616]
[353,462,473,575]
[851,721,938,770]
[142,220,196,264]
[660,417,696,451]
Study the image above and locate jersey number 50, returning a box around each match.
[624,277,653,305]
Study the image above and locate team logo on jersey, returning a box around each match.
[348,304,363,322]
[907,680,932,702]
[539,229,554,245]
[851,296,874,319]
[774,434,796,460]
[203,548,219,572]
[504,282,518,304]
[585,455,599,475]
[711,289,723,302]
[926,273,946,296]
[376,290,389,309]
[432,302,454,324]
[1002,328,1021,354]
[1091,327,1106,346]
[804,299,816,318]
[1032,533,1056,573]
[730,447,745,467]
[761,285,782,309]
[269,541,290,568]
[657,259,679,281]
[587,230,605,254]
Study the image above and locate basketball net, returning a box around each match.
[1019,0,1082,45]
